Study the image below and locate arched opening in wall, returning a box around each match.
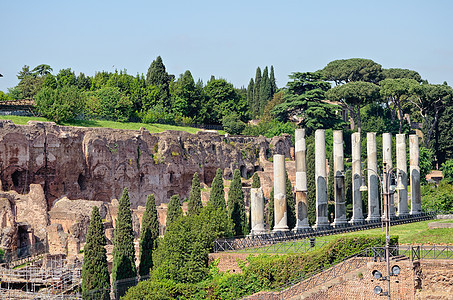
[254,166,264,172]
[17,224,30,256]
[240,165,247,178]
[203,167,217,186]
[167,190,175,200]
[11,169,27,193]
[77,173,87,191]
[169,172,174,184]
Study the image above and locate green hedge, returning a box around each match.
[122,235,397,300]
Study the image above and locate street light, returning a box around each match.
[360,162,404,300]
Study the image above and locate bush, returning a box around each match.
[421,180,453,212]
[85,86,133,121]
[440,159,453,183]
[222,113,245,135]
[35,86,85,123]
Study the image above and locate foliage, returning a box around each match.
[112,188,137,283]
[227,169,247,236]
[146,56,171,107]
[0,91,11,101]
[151,203,233,284]
[419,146,434,183]
[188,173,203,215]
[436,100,453,164]
[209,168,226,209]
[286,171,296,230]
[440,159,453,183]
[85,86,133,121]
[139,194,160,277]
[251,172,261,188]
[321,58,383,84]
[222,113,246,135]
[381,68,422,82]
[82,206,110,300]
[35,86,86,123]
[166,195,182,229]
[306,136,316,225]
[421,180,453,212]
[268,187,274,230]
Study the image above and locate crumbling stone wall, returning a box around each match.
[0,120,291,208]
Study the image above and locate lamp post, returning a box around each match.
[360,162,404,299]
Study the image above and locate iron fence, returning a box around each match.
[243,244,453,299]
[214,212,435,253]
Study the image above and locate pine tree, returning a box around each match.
[253,67,262,118]
[112,188,137,284]
[251,172,261,188]
[259,66,271,116]
[146,56,170,107]
[270,65,277,95]
[268,187,274,230]
[227,169,247,236]
[166,194,182,229]
[139,194,159,277]
[247,78,254,106]
[82,206,110,300]
[286,171,296,230]
[188,172,203,215]
[209,168,226,209]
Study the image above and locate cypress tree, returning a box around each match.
[146,56,170,107]
[253,67,262,118]
[82,206,110,300]
[138,194,159,277]
[268,187,274,230]
[166,194,182,229]
[227,169,247,236]
[286,171,296,230]
[306,136,317,225]
[209,168,226,209]
[259,66,271,116]
[270,65,277,95]
[112,188,137,283]
[187,172,203,215]
[251,172,261,188]
[247,78,255,112]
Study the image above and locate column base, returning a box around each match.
[349,218,365,225]
[366,216,381,223]
[313,223,331,230]
[397,212,410,217]
[272,225,289,232]
[332,219,348,228]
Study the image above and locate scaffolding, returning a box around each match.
[0,254,82,299]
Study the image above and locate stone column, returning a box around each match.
[332,130,347,227]
[293,129,310,231]
[250,187,266,235]
[382,133,395,217]
[273,154,289,232]
[366,132,380,222]
[350,132,364,224]
[409,135,422,214]
[396,134,409,216]
[314,129,330,229]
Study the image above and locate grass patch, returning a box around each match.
[0,115,204,134]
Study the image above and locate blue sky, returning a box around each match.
[1,0,452,92]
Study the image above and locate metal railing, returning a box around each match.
[214,212,435,253]
[243,244,453,300]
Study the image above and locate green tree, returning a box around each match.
[409,83,453,148]
[82,206,110,300]
[35,85,86,123]
[112,188,137,283]
[227,169,247,236]
[209,168,226,209]
[56,68,77,87]
[32,64,53,77]
[259,66,271,116]
[139,194,159,277]
[188,173,203,215]
[222,112,246,134]
[306,136,316,225]
[85,86,133,121]
[17,65,32,80]
[326,81,380,133]
[251,172,261,188]
[268,187,274,230]
[166,194,182,229]
[437,104,453,164]
[270,65,277,95]
[146,56,171,107]
[286,171,296,230]
[253,67,262,118]
[379,78,419,133]
[381,68,422,83]
[322,58,382,84]
[419,146,434,183]
[247,78,254,115]
[440,159,453,183]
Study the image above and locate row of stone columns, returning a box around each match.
[249,129,422,235]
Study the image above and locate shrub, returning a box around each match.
[35,86,85,123]
[440,159,453,183]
